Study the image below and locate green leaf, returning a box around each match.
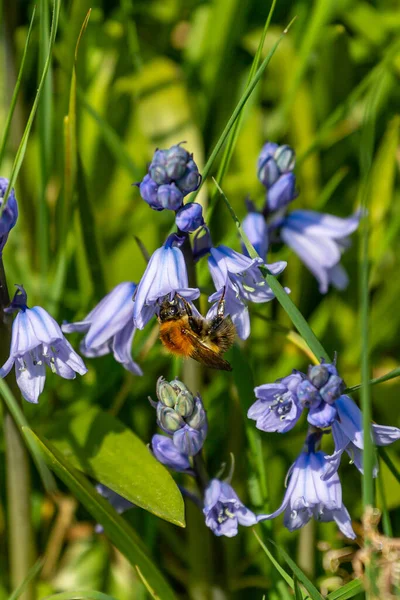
[326,579,364,600]
[268,540,323,600]
[293,576,303,600]
[23,427,178,600]
[0,0,61,216]
[40,404,185,526]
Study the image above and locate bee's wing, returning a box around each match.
[184,329,232,371]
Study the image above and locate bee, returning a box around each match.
[157,292,235,371]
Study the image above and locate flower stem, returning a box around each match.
[0,258,35,600]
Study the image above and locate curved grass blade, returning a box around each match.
[0,6,36,168]
[0,379,56,492]
[23,428,178,600]
[345,366,400,393]
[190,16,297,202]
[7,558,44,600]
[0,0,61,216]
[43,592,118,600]
[213,179,330,362]
[379,448,400,486]
[326,579,363,600]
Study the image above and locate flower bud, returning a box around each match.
[176,160,201,193]
[257,142,279,171]
[151,434,191,472]
[157,183,184,211]
[149,149,169,185]
[266,172,297,213]
[296,380,322,407]
[175,202,204,233]
[0,178,18,254]
[173,424,205,456]
[165,145,190,180]
[308,365,330,389]
[156,376,178,407]
[274,145,296,173]
[139,174,161,210]
[157,405,184,433]
[175,391,195,418]
[185,397,207,430]
[320,375,345,405]
[257,156,280,188]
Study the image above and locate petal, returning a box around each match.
[210,245,261,275]
[61,320,91,334]
[236,507,258,526]
[204,479,222,511]
[80,339,111,358]
[283,505,312,531]
[55,339,88,376]
[322,422,348,480]
[15,353,46,403]
[151,434,191,472]
[0,354,15,378]
[27,306,63,344]
[242,212,269,260]
[284,210,361,239]
[12,311,40,354]
[328,263,349,291]
[372,424,400,446]
[112,320,143,375]
[85,282,136,349]
[332,506,356,539]
[335,395,364,448]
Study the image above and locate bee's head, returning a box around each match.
[158,296,182,322]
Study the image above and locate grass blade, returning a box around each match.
[7,558,44,600]
[379,448,400,486]
[0,0,61,215]
[345,366,400,392]
[43,592,118,600]
[0,6,36,169]
[326,579,363,600]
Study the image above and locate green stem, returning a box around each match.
[0,258,35,600]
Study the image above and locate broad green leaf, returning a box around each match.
[40,404,185,526]
[326,579,364,600]
[23,428,178,600]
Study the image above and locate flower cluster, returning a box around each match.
[249,359,400,538]
[138,143,204,232]
[244,141,361,293]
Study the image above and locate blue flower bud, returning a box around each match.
[156,376,178,408]
[185,397,207,430]
[157,183,184,210]
[165,145,190,180]
[257,156,280,188]
[274,145,296,173]
[257,142,279,172]
[173,424,205,456]
[157,405,184,433]
[308,365,330,389]
[266,172,297,213]
[176,160,201,193]
[320,375,345,405]
[139,174,161,210]
[175,391,195,418]
[151,434,191,472]
[296,380,322,407]
[0,178,18,255]
[175,202,204,233]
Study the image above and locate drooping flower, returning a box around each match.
[207,245,287,339]
[1,286,87,403]
[62,282,142,375]
[151,434,192,473]
[263,433,356,539]
[277,209,361,293]
[175,202,204,233]
[138,144,201,211]
[133,234,200,329]
[323,395,400,480]
[203,479,258,537]
[248,372,304,433]
[0,177,18,255]
[151,377,208,456]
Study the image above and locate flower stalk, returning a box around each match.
[0,258,35,600]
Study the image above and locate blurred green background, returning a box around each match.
[1,0,400,598]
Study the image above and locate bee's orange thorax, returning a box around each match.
[159,318,194,357]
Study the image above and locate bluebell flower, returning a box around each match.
[95,484,135,532]
[0,177,18,255]
[1,286,87,403]
[62,282,142,375]
[203,479,258,537]
[133,234,200,329]
[152,377,208,456]
[151,434,192,473]
[267,172,297,213]
[278,209,361,293]
[257,142,297,212]
[242,210,268,261]
[248,372,304,433]
[323,395,400,480]
[207,245,287,339]
[175,202,204,232]
[264,436,356,539]
[138,144,201,211]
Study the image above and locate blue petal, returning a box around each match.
[112,320,143,375]
[152,434,191,472]
[284,210,361,239]
[307,401,337,428]
[15,352,46,403]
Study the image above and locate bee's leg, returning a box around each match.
[216,286,227,319]
[174,292,193,316]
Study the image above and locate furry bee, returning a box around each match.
[157,292,235,371]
